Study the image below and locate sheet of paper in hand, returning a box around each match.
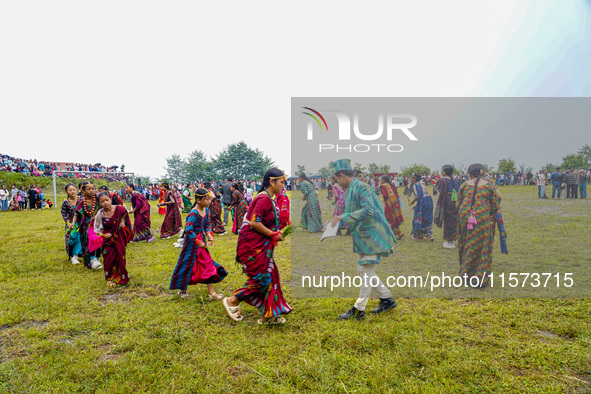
[320,221,340,242]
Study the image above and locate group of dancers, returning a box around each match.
[58,159,502,324]
[60,169,294,324]
[298,159,502,320]
[299,165,468,249]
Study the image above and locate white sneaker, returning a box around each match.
[91,258,102,270]
[219,231,227,236]
[443,241,456,249]
[71,256,81,265]
[178,229,184,238]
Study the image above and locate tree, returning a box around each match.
[317,166,333,179]
[497,158,516,173]
[185,150,211,182]
[368,163,379,174]
[368,163,392,174]
[542,163,558,173]
[400,163,431,177]
[212,141,275,180]
[295,165,306,176]
[165,154,187,183]
[483,164,495,175]
[578,144,591,166]
[353,163,366,174]
[137,175,152,185]
[561,153,587,169]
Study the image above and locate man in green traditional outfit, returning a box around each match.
[330,159,398,320]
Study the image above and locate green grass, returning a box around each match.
[0,187,590,393]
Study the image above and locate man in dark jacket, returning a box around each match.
[564,170,576,199]
[28,186,37,210]
[221,178,233,226]
[549,168,564,199]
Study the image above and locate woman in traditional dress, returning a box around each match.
[457,164,500,288]
[182,184,192,213]
[299,173,323,233]
[125,183,155,242]
[275,188,291,230]
[204,181,226,235]
[61,183,82,265]
[158,183,182,239]
[330,177,350,236]
[70,182,103,269]
[158,186,166,215]
[222,168,292,324]
[170,188,227,299]
[94,192,133,286]
[229,183,248,235]
[409,174,435,241]
[380,175,404,240]
[434,165,461,249]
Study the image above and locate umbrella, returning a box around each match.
[496,212,508,254]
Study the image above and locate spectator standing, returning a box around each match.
[579,170,588,199]
[0,185,8,211]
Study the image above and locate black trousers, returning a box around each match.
[567,184,578,198]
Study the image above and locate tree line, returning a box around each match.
[163,142,275,183]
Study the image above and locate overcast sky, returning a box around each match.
[1,1,590,178]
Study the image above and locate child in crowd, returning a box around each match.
[94,192,133,287]
[170,188,227,299]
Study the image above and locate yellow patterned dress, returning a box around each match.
[457,180,499,287]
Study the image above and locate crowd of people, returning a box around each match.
[534,168,589,199]
[0,153,130,182]
[297,160,511,320]
[0,184,53,211]
[7,157,588,324]
[58,169,293,325]
[292,167,590,202]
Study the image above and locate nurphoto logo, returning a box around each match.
[302,107,418,153]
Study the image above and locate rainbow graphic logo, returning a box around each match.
[302,107,329,132]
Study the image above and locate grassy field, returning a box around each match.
[0,187,590,393]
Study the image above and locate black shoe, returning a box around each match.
[338,306,365,320]
[345,228,351,236]
[371,298,398,314]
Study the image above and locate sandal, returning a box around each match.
[257,316,286,325]
[222,297,243,321]
[208,293,223,301]
[177,291,189,299]
[106,281,117,288]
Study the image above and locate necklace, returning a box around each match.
[264,190,279,229]
[83,196,95,216]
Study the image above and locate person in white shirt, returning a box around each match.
[536,170,548,199]
[0,185,9,211]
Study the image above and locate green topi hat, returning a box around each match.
[333,159,352,173]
